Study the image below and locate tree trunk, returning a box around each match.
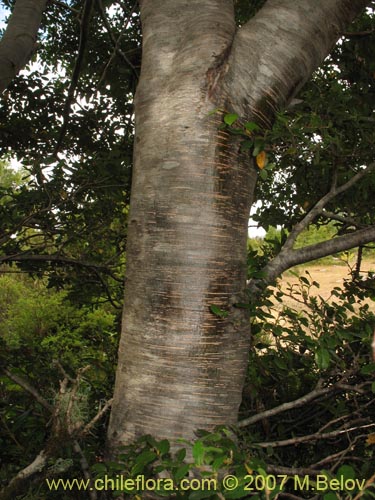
[107,0,256,451]
[107,0,370,453]
[0,0,47,93]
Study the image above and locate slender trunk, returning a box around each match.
[107,0,256,451]
[0,0,47,93]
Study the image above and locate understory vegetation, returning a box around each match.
[1,249,375,499]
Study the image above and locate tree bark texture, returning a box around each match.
[0,0,46,93]
[107,0,370,452]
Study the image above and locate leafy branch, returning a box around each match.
[248,161,375,296]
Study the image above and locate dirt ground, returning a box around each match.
[276,258,375,312]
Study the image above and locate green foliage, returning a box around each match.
[91,422,375,499]
[0,271,119,487]
[252,9,375,234]
[0,0,138,305]
[242,270,375,489]
[0,274,65,348]
[93,429,272,499]
[219,112,275,181]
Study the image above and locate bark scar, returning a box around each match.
[205,41,233,101]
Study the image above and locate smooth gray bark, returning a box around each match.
[108,0,254,451]
[107,0,371,453]
[0,0,46,93]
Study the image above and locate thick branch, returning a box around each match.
[0,0,47,93]
[222,0,370,125]
[249,225,375,295]
[0,253,110,271]
[247,161,375,296]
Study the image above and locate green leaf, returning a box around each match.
[315,348,331,370]
[174,463,190,482]
[323,494,338,500]
[274,357,288,370]
[188,490,215,500]
[240,140,254,151]
[207,107,221,116]
[265,162,275,171]
[209,305,229,318]
[259,169,268,180]
[175,447,187,462]
[211,456,226,471]
[234,302,251,309]
[192,440,205,465]
[91,463,107,474]
[224,113,239,126]
[244,121,260,132]
[360,363,375,375]
[252,138,265,156]
[156,439,170,455]
[131,450,157,475]
[337,465,355,480]
[224,485,249,499]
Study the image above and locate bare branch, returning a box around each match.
[52,359,75,383]
[96,0,138,77]
[352,471,375,500]
[81,398,113,436]
[50,0,80,15]
[254,423,375,448]
[0,449,48,500]
[283,162,375,253]
[97,0,139,87]
[237,384,333,428]
[238,379,367,429]
[0,252,113,272]
[0,363,112,500]
[247,162,375,297]
[266,464,319,476]
[342,29,375,37]
[1,367,54,413]
[321,209,364,229]
[72,441,97,500]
